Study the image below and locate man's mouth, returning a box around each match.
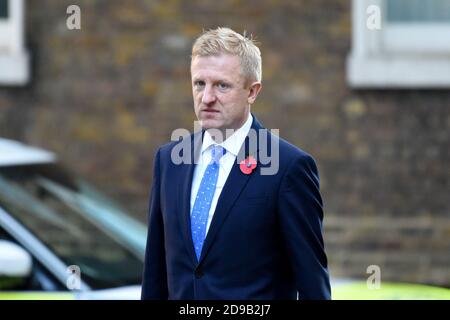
[202,109,220,113]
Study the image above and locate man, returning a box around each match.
[141,27,331,300]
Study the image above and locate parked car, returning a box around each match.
[0,138,147,299]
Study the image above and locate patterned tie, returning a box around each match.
[191,145,226,261]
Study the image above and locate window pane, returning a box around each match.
[0,0,8,19]
[387,0,450,23]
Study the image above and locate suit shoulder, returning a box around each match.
[157,132,196,156]
[276,135,317,165]
[158,140,178,155]
[275,136,321,190]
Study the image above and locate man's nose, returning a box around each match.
[201,85,216,105]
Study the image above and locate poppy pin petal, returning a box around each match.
[239,155,257,175]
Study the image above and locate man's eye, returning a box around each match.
[217,83,229,89]
[194,81,205,87]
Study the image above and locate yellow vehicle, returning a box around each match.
[332,279,450,300]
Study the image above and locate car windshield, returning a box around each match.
[0,163,146,289]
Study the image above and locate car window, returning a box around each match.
[0,164,144,289]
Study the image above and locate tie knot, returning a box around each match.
[211,145,226,164]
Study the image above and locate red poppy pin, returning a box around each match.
[239,155,257,175]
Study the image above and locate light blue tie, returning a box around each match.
[191,145,226,261]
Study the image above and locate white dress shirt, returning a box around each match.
[190,113,253,235]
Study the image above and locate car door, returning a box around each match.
[0,219,77,299]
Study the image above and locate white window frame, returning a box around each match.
[0,0,29,86]
[347,0,450,88]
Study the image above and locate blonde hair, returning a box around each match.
[191,27,262,84]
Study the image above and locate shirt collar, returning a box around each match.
[201,113,253,157]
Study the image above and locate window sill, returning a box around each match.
[347,54,450,89]
[0,50,30,86]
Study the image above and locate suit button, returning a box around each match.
[195,270,204,279]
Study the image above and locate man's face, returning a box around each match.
[191,54,260,134]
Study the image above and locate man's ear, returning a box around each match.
[247,82,262,104]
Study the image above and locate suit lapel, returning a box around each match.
[198,116,264,264]
[177,130,203,265]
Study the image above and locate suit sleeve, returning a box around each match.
[278,153,331,300]
[141,148,168,300]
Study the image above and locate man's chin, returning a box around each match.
[200,119,223,130]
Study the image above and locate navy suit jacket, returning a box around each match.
[141,115,331,300]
